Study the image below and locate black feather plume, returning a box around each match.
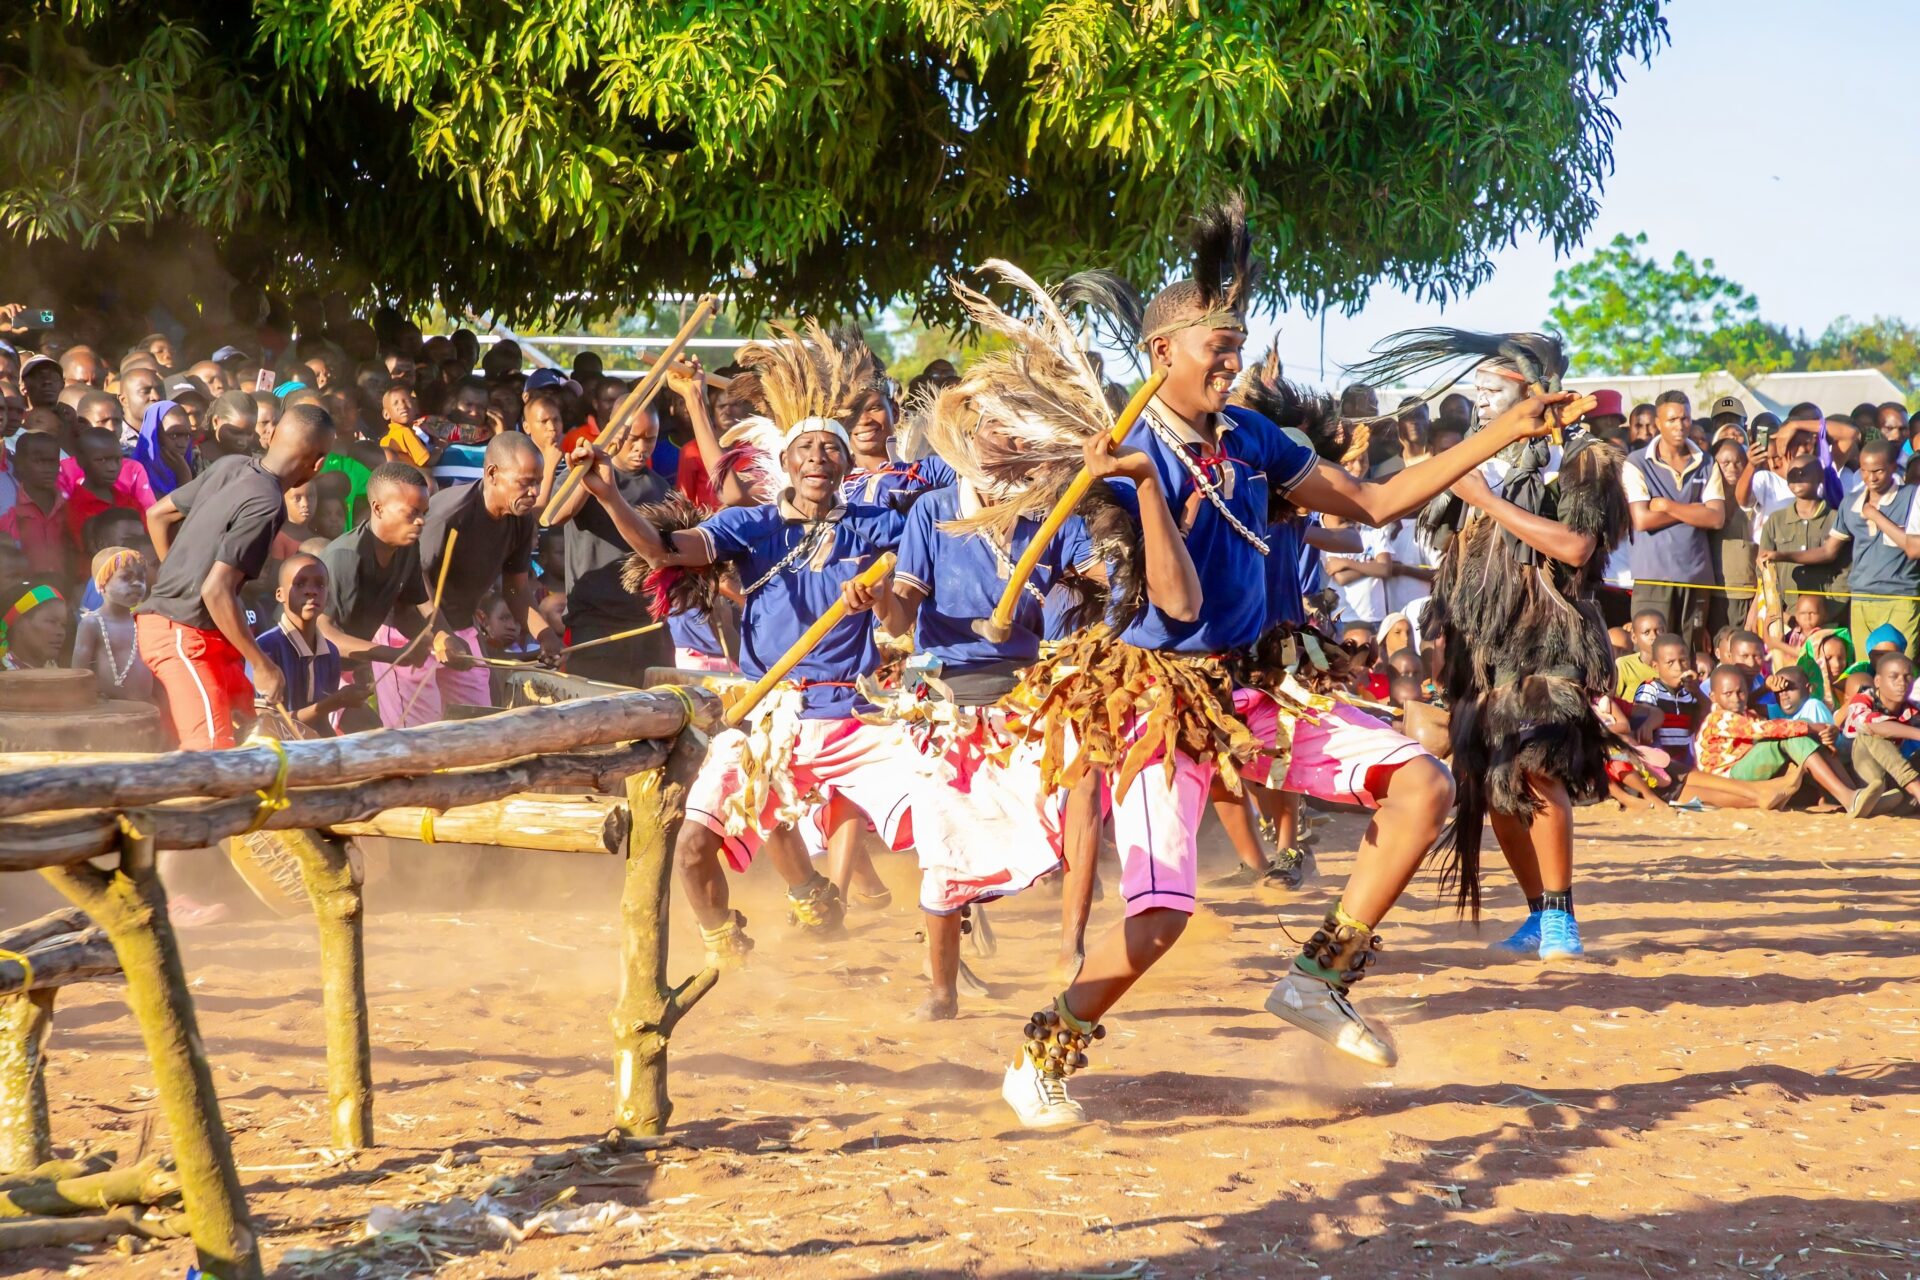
[1343,327,1568,402]
[1057,269,1146,356]
[1231,345,1347,461]
[1191,193,1256,314]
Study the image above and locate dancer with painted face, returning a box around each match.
[1346,329,1615,960]
[569,323,913,967]
[968,199,1586,1128]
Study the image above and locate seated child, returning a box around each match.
[1766,665,1833,725]
[269,480,316,560]
[1693,663,1887,817]
[379,386,433,467]
[1614,607,1665,700]
[1632,633,1707,771]
[254,554,368,735]
[1841,650,1920,813]
[1,583,69,671]
[71,547,154,702]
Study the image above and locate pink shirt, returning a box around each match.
[57,457,155,512]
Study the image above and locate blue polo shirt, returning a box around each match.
[698,500,904,718]
[1113,404,1317,653]
[843,455,957,509]
[1832,483,1920,596]
[668,608,725,659]
[894,484,1095,671]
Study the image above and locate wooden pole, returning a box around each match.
[40,831,261,1280]
[332,793,630,856]
[397,526,459,724]
[723,553,896,727]
[972,371,1165,643]
[0,740,671,871]
[541,297,718,527]
[613,733,717,1137]
[271,829,375,1152]
[0,687,717,820]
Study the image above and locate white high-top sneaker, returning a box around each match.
[1265,969,1396,1067]
[1001,1054,1087,1129]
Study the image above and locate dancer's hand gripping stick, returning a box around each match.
[971,371,1167,644]
[723,552,897,728]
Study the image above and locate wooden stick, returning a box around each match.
[331,792,630,855]
[541,296,718,527]
[723,553,896,727]
[0,688,717,820]
[562,621,666,657]
[633,346,731,390]
[0,741,671,871]
[41,836,261,1279]
[397,526,459,724]
[972,371,1166,643]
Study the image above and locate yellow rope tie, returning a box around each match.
[419,810,436,844]
[115,812,148,841]
[243,738,292,834]
[0,947,32,994]
[658,683,698,725]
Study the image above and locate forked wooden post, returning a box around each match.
[279,829,374,1151]
[38,829,261,1280]
[612,732,718,1137]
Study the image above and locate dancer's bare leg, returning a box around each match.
[1054,772,1102,982]
[1328,756,1454,926]
[914,911,962,1021]
[1678,765,1803,810]
[1210,779,1271,873]
[1059,908,1189,1024]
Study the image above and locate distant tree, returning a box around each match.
[1548,232,1796,377]
[1807,316,1920,389]
[3,1,1667,328]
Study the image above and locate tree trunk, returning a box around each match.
[277,829,374,1152]
[0,991,53,1175]
[0,686,719,819]
[39,831,261,1280]
[612,733,717,1138]
[331,792,630,855]
[0,740,670,871]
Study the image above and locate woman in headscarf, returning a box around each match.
[0,583,68,670]
[131,400,196,497]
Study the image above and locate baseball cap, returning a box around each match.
[525,367,572,395]
[1710,394,1747,420]
[1586,389,1624,418]
[20,354,58,379]
[211,345,247,364]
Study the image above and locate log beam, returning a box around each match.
[39,833,260,1280]
[0,687,718,820]
[332,792,629,856]
[0,741,669,871]
[612,733,717,1138]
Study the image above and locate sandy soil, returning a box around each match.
[5,799,1920,1279]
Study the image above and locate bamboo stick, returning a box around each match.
[562,621,665,657]
[613,736,717,1137]
[633,345,731,389]
[0,688,717,820]
[331,793,630,855]
[541,297,718,527]
[40,833,260,1280]
[723,553,896,727]
[0,741,670,871]
[972,371,1165,643]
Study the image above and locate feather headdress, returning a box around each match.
[1140,194,1259,347]
[1342,328,1569,409]
[921,260,1125,543]
[734,319,869,434]
[1231,344,1365,467]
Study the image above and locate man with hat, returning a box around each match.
[19,355,63,411]
[1710,394,1748,442]
[1582,389,1627,438]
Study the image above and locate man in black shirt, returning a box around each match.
[317,461,433,666]
[139,403,335,748]
[546,401,672,682]
[376,432,556,725]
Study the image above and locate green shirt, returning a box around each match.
[1758,499,1848,605]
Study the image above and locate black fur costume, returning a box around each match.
[1347,331,1630,914]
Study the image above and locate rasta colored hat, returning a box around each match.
[0,583,62,655]
[1139,194,1259,349]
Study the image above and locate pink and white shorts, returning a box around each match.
[686,717,917,872]
[1105,689,1428,918]
[1238,692,1427,807]
[675,647,739,674]
[907,711,1064,915]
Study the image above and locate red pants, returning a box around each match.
[136,614,255,750]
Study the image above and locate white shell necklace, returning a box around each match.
[94,613,137,687]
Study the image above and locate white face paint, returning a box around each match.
[1471,364,1525,429]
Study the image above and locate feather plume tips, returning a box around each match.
[1343,328,1569,405]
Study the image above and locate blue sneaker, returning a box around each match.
[1489,911,1542,957]
[1538,909,1584,960]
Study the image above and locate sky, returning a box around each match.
[1250,0,1920,386]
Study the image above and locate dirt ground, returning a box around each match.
[6,799,1920,1279]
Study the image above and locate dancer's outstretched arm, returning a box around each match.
[1447,470,1596,567]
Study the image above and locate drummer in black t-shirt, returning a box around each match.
[544,399,673,683]
[317,461,436,684]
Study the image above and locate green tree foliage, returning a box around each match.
[4,1,1666,326]
[1807,316,1920,389]
[1548,232,1797,378]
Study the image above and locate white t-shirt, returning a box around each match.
[1383,518,1435,613]
[1745,468,1794,543]
[1328,526,1389,624]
